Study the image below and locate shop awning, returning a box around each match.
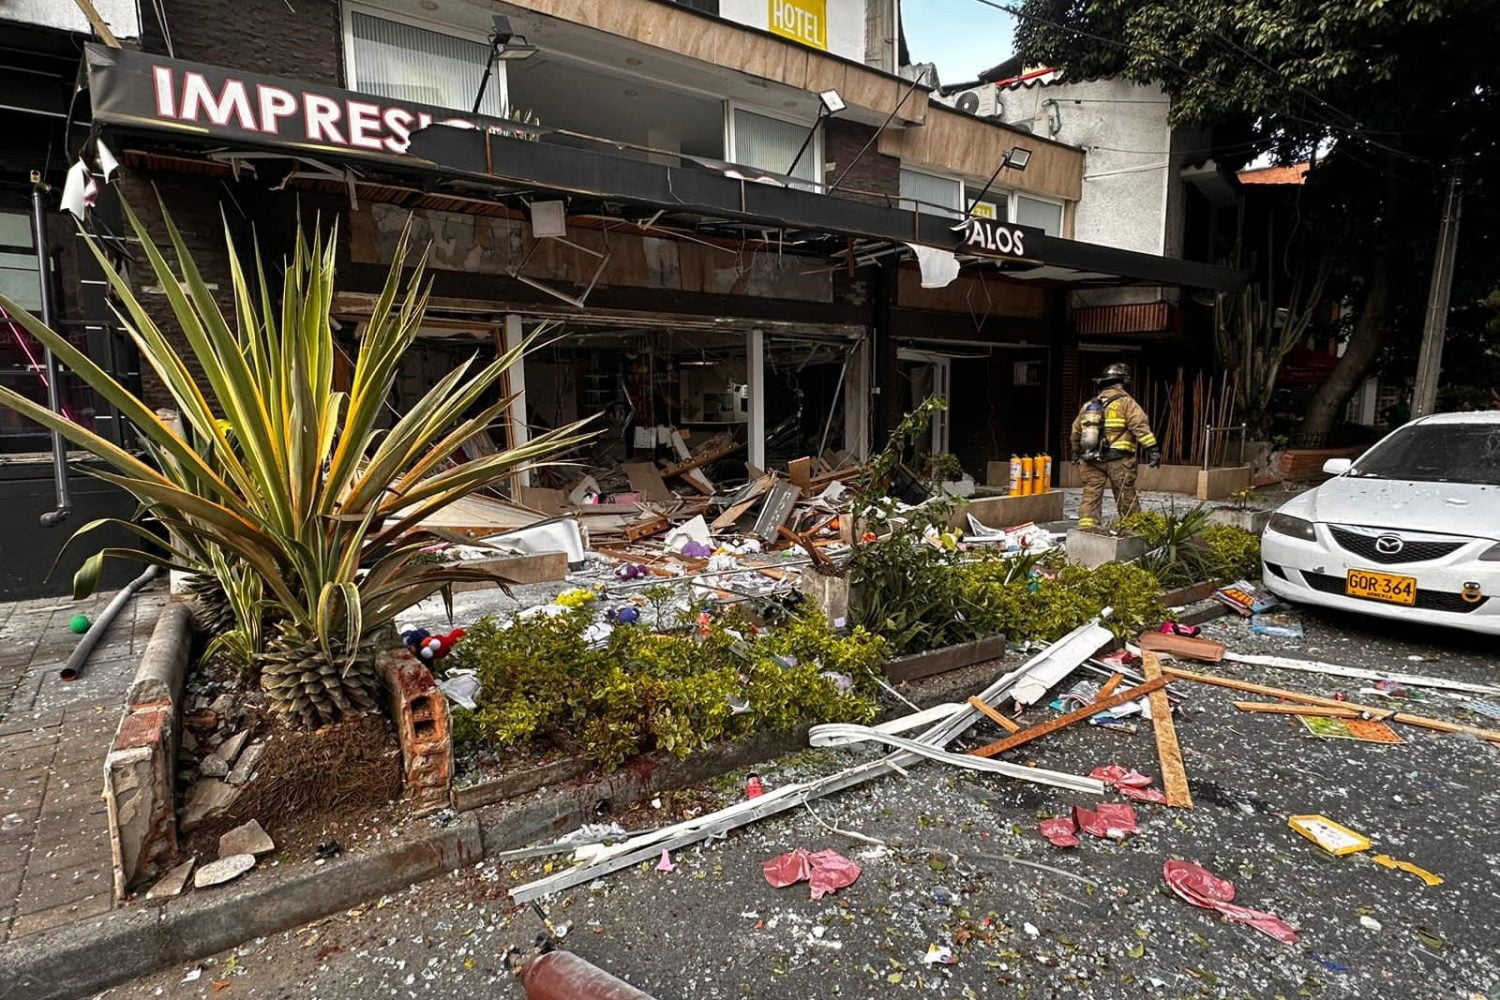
[84,45,1247,293]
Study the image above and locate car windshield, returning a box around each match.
[1350,423,1500,486]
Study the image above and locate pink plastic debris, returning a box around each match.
[655,849,677,873]
[1091,764,1168,803]
[762,848,861,899]
[1073,803,1140,839]
[1162,860,1299,944]
[1039,817,1080,848]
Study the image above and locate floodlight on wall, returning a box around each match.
[472,15,537,115]
[965,145,1037,217]
[490,15,538,60]
[788,88,845,178]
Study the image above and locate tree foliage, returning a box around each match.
[1017,0,1500,433]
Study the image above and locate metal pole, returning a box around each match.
[30,174,71,527]
[1411,164,1464,419]
[786,108,825,179]
[1202,423,1212,472]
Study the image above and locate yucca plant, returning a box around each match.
[0,201,593,728]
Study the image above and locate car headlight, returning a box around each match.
[1267,513,1317,541]
[1481,542,1500,562]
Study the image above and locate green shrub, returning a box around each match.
[958,557,1164,643]
[444,606,882,771]
[1201,523,1262,582]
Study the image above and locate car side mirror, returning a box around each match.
[1322,458,1352,476]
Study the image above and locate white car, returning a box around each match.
[1260,412,1500,635]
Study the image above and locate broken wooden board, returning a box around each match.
[968,676,1170,759]
[751,483,801,541]
[399,493,542,536]
[711,477,774,531]
[623,515,671,541]
[622,462,677,504]
[517,485,570,516]
[1137,631,1226,663]
[1164,666,1500,743]
[968,695,1021,733]
[1233,701,1364,719]
[1095,673,1124,702]
[659,433,742,478]
[1141,652,1193,809]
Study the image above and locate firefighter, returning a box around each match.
[1070,362,1160,529]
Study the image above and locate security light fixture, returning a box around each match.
[788,89,846,177]
[490,15,538,61]
[965,146,1036,216]
[472,15,537,115]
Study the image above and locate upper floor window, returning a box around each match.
[727,107,820,188]
[344,8,504,116]
[1015,194,1063,237]
[899,168,963,218]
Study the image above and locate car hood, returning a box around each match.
[1281,477,1500,541]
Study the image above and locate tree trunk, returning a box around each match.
[1299,254,1391,443]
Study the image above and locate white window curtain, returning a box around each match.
[899,169,963,218]
[348,11,501,116]
[732,108,817,186]
[1015,195,1063,236]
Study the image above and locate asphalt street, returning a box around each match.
[103,603,1499,1000]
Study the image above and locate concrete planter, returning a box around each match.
[1066,528,1147,569]
[1209,507,1272,535]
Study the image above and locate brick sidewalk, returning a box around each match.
[0,586,164,942]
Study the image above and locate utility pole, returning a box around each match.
[1411,164,1464,418]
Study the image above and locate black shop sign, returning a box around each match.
[84,44,537,163]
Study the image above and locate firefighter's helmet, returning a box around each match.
[1093,362,1131,386]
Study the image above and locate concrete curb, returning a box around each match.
[0,815,483,1000]
[125,602,193,706]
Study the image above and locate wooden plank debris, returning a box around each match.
[1163,666,1500,743]
[1141,652,1192,809]
[659,433,742,479]
[1137,631,1226,663]
[968,695,1021,733]
[622,462,677,504]
[1233,701,1364,719]
[1095,673,1124,702]
[968,676,1170,758]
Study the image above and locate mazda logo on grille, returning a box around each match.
[1375,534,1405,555]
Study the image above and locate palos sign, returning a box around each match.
[953,216,1033,260]
[85,44,537,163]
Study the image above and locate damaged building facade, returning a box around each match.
[5,0,1240,587]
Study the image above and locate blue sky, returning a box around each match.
[901,0,1017,87]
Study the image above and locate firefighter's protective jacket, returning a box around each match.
[1070,386,1158,460]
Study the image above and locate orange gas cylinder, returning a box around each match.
[1008,454,1022,495]
[521,950,658,1000]
[1040,454,1053,492]
[1019,454,1036,496]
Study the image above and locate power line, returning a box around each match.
[955,0,1431,166]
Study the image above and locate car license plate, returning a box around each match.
[1345,569,1417,606]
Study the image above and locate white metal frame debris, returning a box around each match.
[508,619,1113,904]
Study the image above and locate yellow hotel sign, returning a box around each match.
[769,0,827,50]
